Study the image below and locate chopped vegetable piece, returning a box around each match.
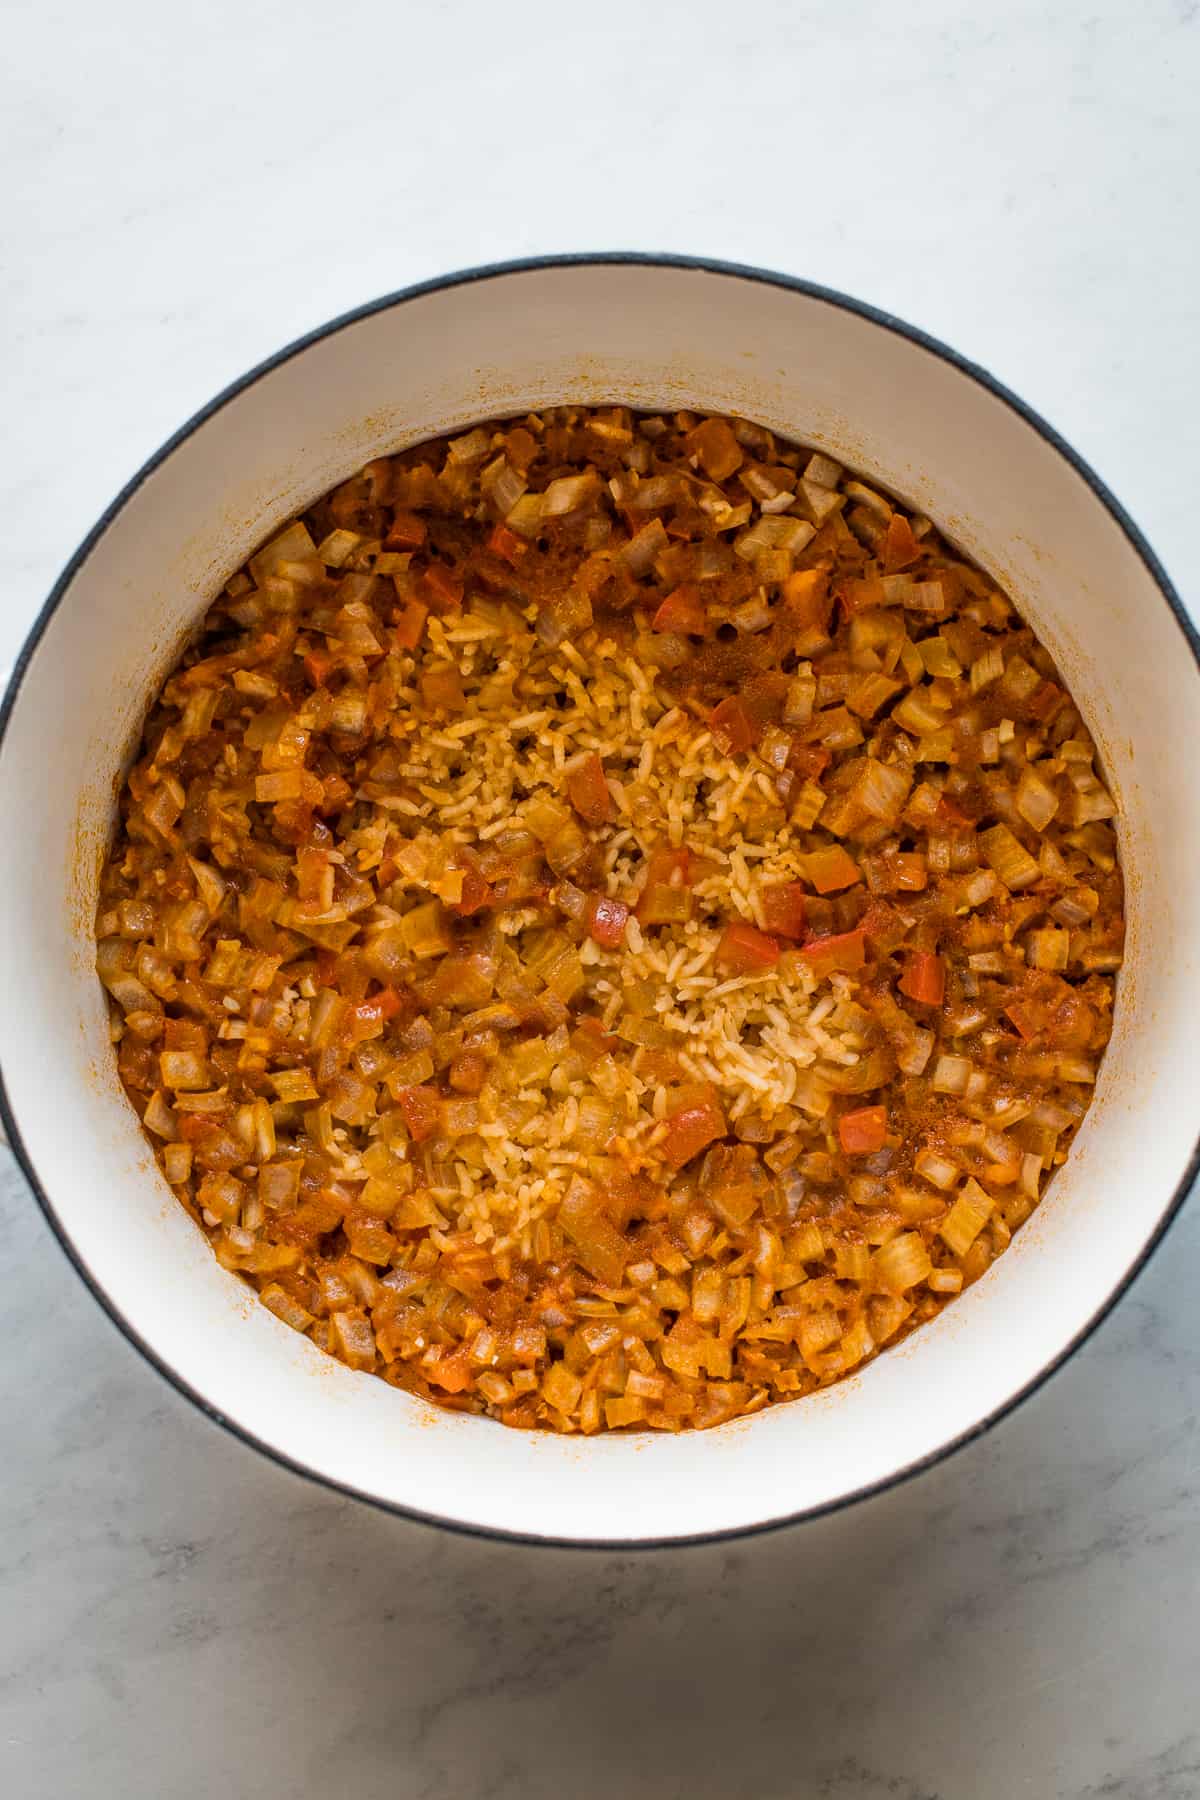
[565,753,611,825]
[760,882,807,940]
[898,952,945,1007]
[801,929,866,978]
[661,1096,726,1169]
[653,584,706,635]
[586,895,630,949]
[838,1105,887,1155]
[709,696,756,754]
[715,921,781,973]
[801,845,862,894]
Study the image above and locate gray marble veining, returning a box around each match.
[3,0,1200,1791]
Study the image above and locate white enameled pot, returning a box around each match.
[3,256,1197,1547]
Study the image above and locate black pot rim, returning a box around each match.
[3,251,1197,1551]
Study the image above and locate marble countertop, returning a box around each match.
[3,2,1198,1794]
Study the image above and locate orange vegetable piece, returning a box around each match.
[760,882,808,941]
[838,1105,888,1155]
[882,513,921,571]
[637,846,693,926]
[487,522,527,565]
[652,584,706,635]
[661,1096,726,1169]
[803,845,863,894]
[899,951,945,1007]
[449,865,494,917]
[426,1344,473,1393]
[715,921,781,973]
[386,510,427,551]
[393,596,428,650]
[303,647,335,687]
[709,696,756,755]
[781,568,830,631]
[420,562,463,612]
[566,753,611,826]
[684,417,743,482]
[587,895,629,949]
[397,1084,442,1142]
[801,928,867,978]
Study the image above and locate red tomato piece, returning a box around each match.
[587,895,630,949]
[661,1098,726,1169]
[760,882,808,941]
[398,1085,442,1143]
[303,647,335,687]
[565,753,612,826]
[898,951,945,1007]
[420,562,464,612]
[715,921,781,973]
[803,846,863,894]
[393,597,428,650]
[781,568,830,630]
[801,928,867,978]
[882,513,921,571]
[838,1104,888,1155]
[652,584,706,635]
[426,1344,473,1393]
[449,865,495,917]
[637,846,693,926]
[487,522,527,565]
[386,510,427,551]
[709,696,756,755]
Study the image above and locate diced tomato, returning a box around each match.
[303,647,335,687]
[587,895,630,949]
[882,513,921,571]
[449,865,494,917]
[637,846,693,926]
[1004,999,1042,1042]
[715,921,781,973]
[898,951,945,1007]
[937,792,974,829]
[393,596,428,650]
[789,743,832,783]
[709,696,756,755]
[397,1084,442,1142]
[838,1104,888,1155]
[565,753,611,826]
[859,902,908,956]
[420,666,466,712]
[574,1016,619,1056]
[837,576,886,619]
[1028,680,1065,723]
[386,510,427,551]
[652,584,706,635]
[345,997,389,1042]
[420,562,464,612]
[801,928,867,978]
[487,522,527,565]
[661,1097,726,1169]
[889,852,928,893]
[426,1344,473,1393]
[781,568,830,631]
[684,417,743,482]
[803,845,863,894]
[760,882,808,940]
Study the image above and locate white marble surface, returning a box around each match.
[2,2,1199,1794]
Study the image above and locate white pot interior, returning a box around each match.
[2,261,1197,1542]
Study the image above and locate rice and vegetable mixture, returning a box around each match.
[96,406,1124,1433]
